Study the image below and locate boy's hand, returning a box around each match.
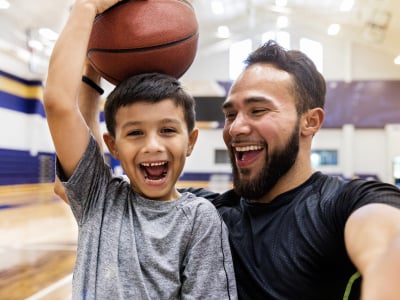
[76,0,122,15]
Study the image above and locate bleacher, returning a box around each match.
[0,148,54,185]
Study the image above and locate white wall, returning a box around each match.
[183,125,400,184]
[0,108,53,155]
[184,128,230,174]
[311,126,393,182]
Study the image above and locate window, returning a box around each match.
[215,149,230,164]
[394,156,400,179]
[299,38,323,73]
[311,150,338,167]
[229,38,252,80]
[261,31,290,49]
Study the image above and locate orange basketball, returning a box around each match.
[87,0,199,85]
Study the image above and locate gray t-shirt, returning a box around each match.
[58,136,237,300]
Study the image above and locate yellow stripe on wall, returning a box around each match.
[0,75,43,100]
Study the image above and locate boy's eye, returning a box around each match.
[128,130,142,136]
[161,127,177,134]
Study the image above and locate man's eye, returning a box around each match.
[252,108,268,115]
[224,111,236,119]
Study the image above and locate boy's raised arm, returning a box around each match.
[43,0,120,179]
[53,60,103,203]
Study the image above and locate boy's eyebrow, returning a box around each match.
[121,118,181,128]
[160,118,181,125]
[121,120,141,129]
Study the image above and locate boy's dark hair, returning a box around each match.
[104,73,196,136]
[245,40,326,115]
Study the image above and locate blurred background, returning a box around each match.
[0,0,399,186]
[0,0,400,80]
[0,0,400,186]
[0,1,399,299]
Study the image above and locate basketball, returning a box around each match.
[87,0,199,85]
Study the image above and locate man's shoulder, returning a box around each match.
[178,187,241,208]
[307,172,347,197]
[212,189,241,208]
[178,187,220,201]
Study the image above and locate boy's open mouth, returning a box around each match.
[140,161,168,180]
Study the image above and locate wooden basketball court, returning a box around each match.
[0,184,77,300]
[0,180,224,300]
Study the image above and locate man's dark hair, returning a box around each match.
[245,40,326,115]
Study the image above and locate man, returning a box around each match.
[213,40,400,299]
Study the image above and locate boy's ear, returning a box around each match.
[103,132,119,159]
[186,128,199,157]
[301,108,324,137]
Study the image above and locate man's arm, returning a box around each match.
[44,0,119,179]
[344,203,400,300]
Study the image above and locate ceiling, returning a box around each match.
[0,0,399,78]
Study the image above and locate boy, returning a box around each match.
[43,0,237,299]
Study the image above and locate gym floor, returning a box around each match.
[0,184,76,300]
[0,180,216,299]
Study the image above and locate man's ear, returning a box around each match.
[186,128,199,157]
[103,132,119,159]
[301,108,324,137]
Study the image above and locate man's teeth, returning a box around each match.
[141,162,166,167]
[235,145,263,152]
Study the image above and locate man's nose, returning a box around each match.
[228,113,251,137]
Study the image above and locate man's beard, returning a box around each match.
[230,122,300,200]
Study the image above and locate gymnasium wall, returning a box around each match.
[1,67,400,187]
[1,36,400,187]
[0,70,55,185]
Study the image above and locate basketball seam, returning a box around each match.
[87,32,198,54]
[178,0,194,9]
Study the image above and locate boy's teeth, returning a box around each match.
[141,162,166,167]
[235,145,262,152]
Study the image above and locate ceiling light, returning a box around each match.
[394,55,400,65]
[340,0,354,12]
[28,40,44,51]
[0,0,10,9]
[275,0,287,7]
[276,16,289,29]
[211,0,224,15]
[216,26,230,38]
[327,24,341,36]
[39,28,59,41]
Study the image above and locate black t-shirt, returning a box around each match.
[211,172,400,300]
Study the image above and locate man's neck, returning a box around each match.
[256,163,315,203]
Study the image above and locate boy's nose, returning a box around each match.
[143,135,165,153]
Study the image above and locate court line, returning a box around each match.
[0,198,59,210]
[10,244,77,251]
[25,273,73,300]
